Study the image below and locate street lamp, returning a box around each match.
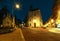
[12,3,20,27]
[15,4,20,9]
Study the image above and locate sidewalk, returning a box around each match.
[0,28,25,41]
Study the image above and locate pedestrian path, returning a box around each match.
[0,28,25,41]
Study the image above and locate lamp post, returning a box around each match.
[12,3,20,27]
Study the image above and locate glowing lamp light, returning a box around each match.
[15,4,20,9]
[51,19,54,23]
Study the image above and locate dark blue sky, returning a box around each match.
[0,0,54,22]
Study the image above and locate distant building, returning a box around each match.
[52,0,60,24]
[52,0,60,27]
[44,0,60,28]
[0,7,7,25]
[28,8,43,28]
[43,16,56,28]
[2,13,13,27]
[0,7,15,28]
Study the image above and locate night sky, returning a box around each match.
[0,0,54,22]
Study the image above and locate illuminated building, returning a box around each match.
[43,16,56,28]
[44,0,60,28]
[28,7,43,28]
[2,13,13,27]
[52,0,60,27]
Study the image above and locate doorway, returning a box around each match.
[34,23,36,28]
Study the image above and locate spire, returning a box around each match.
[30,5,33,11]
[30,5,39,11]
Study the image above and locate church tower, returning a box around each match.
[28,6,43,28]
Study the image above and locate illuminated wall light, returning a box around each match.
[51,19,54,23]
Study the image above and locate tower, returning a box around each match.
[28,6,43,28]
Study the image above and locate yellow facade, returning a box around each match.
[28,9,43,28]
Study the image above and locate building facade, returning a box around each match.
[52,0,60,27]
[44,0,60,28]
[28,8,43,28]
[2,13,13,27]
